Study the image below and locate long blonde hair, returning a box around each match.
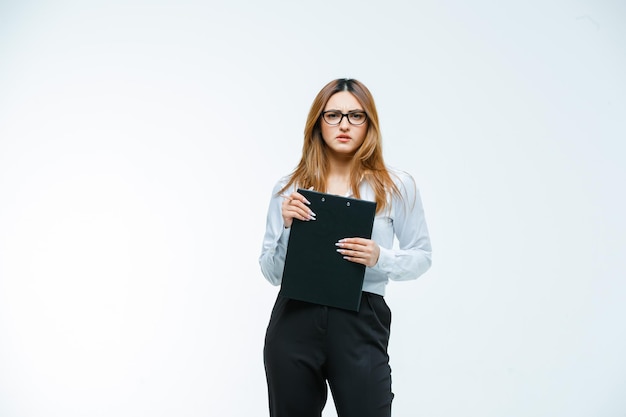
[280,78,398,213]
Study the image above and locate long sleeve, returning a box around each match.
[363,170,432,294]
[259,179,292,286]
[371,172,432,281]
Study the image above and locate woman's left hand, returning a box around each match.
[335,238,380,267]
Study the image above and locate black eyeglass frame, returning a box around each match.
[321,110,368,126]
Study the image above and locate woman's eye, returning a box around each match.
[326,112,339,119]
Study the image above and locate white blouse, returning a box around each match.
[259,168,432,296]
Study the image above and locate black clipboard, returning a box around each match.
[279,189,377,312]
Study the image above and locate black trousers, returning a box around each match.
[264,292,394,417]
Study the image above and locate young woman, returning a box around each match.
[259,78,432,417]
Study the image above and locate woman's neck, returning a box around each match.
[326,159,352,196]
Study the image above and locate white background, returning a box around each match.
[1,1,625,416]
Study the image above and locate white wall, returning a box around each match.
[1,1,624,416]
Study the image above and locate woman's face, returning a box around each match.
[320,91,368,158]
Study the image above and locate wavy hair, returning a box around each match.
[280,78,399,213]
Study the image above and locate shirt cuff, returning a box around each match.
[371,246,393,273]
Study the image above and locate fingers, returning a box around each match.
[283,191,310,206]
[335,238,380,267]
[281,192,316,228]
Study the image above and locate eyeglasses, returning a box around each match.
[321,110,368,126]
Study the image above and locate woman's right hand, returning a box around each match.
[281,191,316,228]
